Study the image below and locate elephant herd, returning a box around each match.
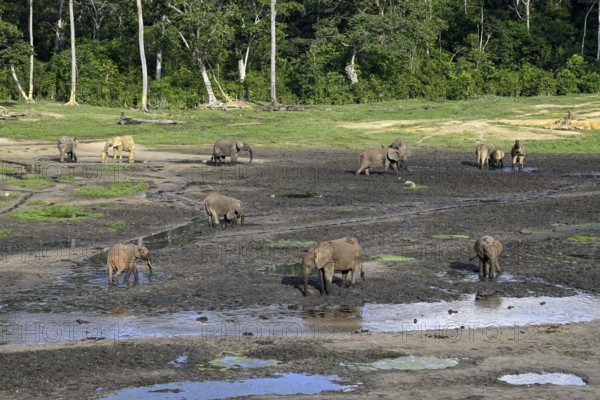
[55,133,509,289]
[476,140,526,171]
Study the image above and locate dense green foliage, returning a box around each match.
[1,0,600,107]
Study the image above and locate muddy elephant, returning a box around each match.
[302,236,364,296]
[204,192,245,227]
[101,135,135,163]
[211,139,253,165]
[106,243,153,285]
[57,136,78,163]
[511,140,526,170]
[474,235,503,279]
[356,147,408,176]
[389,137,408,151]
[476,144,490,170]
[490,149,505,169]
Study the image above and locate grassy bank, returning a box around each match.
[1,94,600,153]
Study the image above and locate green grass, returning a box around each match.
[567,235,598,242]
[26,199,47,206]
[403,184,429,190]
[432,234,470,239]
[59,175,75,183]
[0,230,9,238]
[0,200,10,208]
[1,95,600,153]
[367,254,415,262]
[75,182,149,198]
[9,205,102,221]
[3,191,21,199]
[1,175,54,189]
[259,239,317,249]
[106,221,126,230]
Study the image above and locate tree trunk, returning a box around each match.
[54,0,65,52]
[269,0,279,109]
[66,0,78,105]
[344,50,358,84]
[27,0,35,103]
[196,51,219,106]
[137,0,148,111]
[238,44,250,84]
[524,0,531,34]
[582,2,596,55]
[597,2,600,59]
[10,65,29,101]
[156,47,163,80]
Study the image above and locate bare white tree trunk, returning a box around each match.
[156,47,163,80]
[524,0,531,34]
[54,0,65,51]
[27,0,35,103]
[136,0,148,111]
[582,1,596,55]
[196,51,219,106]
[10,65,29,101]
[344,50,358,84]
[238,44,250,83]
[269,0,279,108]
[66,0,78,105]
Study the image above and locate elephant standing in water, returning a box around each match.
[476,144,490,170]
[204,192,246,227]
[356,147,408,176]
[102,135,135,163]
[302,236,364,296]
[511,140,526,170]
[57,136,78,163]
[211,139,253,165]
[474,236,503,279]
[106,243,153,285]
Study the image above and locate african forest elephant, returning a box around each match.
[303,236,364,296]
[106,243,153,285]
[389,137,408,151]
[490,149,505,169]
[204,192,246,227]
[356,147,408,176]
[475,144,490,170]
[511,140,526,170]
[57,136,78,163]
[102,135,135,163]
[212,139,253,165]
[474,236,503,279]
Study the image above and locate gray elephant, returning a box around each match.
[474,235,503,279]
[57,136,78,163]
[102,135,135,163]
[303,236,363,296]
[490,149,505,169]
[204,192,245,227]
[511,140,526,170]
[356,147,408,176]
[475,144,490,170]
[106,243,153,285]
[211,139,253,165]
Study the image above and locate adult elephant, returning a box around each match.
[511,140,526,170]
[106,243,153,285]
[303,236,363,296]
[476,144,490,170]
[356,147,407,176]
[211,139,253,165]
[57,136,78,163]
[204,192,246,227]
[474,235,503,279]
[102,135,135,163]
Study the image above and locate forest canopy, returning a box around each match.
[1,0,600,108]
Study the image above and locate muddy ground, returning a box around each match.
[0,140,599,399]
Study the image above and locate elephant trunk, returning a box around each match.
[246,145,253,163]
[303,266,309,297]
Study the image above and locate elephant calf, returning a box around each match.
[107,243,153,285]
[204,192,245,227]
[356,147,408,176]
[474,236,503,279]
[57,136,78,163]
[303,236,364,296]
[475,144,490,170]
[490,149,505,169]
[211,139,253,165]
[102,135,135,163]
[511,140,526,170]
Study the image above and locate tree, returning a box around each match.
[269,0,279,108]
[26,0,35,103]
[54,0,65,51]
[66,0,77,105]
[137,0,148,111]
[0,19,30,101]
[581,1,596,55]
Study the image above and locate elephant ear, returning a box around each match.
[235,140,244,151]
[386,148,401,161]
[113,137,123,148]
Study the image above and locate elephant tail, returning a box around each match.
[360,268,365,281]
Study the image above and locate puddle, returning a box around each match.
[168,355,188,367]
[142,221,203,250]
[348,356,459,371]
[207,356,280,370]
[499,372,586,386]
[275,193,321,199]
[3,293,600,346]
[437,271,519,283]
[101,373,356,399]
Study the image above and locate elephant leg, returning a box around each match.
[341,271,348,288]
[512,156,517,170]
[365,167,370,176]
[323,267,334,295]
[392,163,399,175]
[478,258,485,279]
[319,268,326,295]
[129,149,135,163]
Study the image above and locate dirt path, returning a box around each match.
[1,140,599,398]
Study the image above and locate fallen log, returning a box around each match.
[118,112,185,125]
